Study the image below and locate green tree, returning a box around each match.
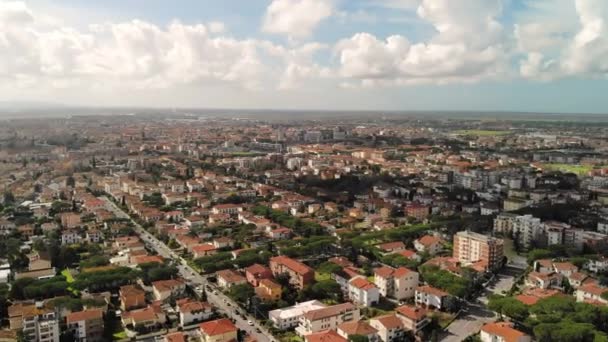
[228,284,254,304]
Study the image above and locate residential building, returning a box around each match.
[295,303,360,336]
[245,263,273,287]
[512,215,542,250]
[8,302,60,342]
[395,305,430,334]
[414,235,443,255]
[415,285,450,310]
[270,256,315,290]
[176,299,213,327]
[216,269,247,289]
[305,330,347,342]
[453,231,504,272]
[370,314,406,342]
[199,318,238,342]
[119,285,146,311]
[152,279,186,301]
[255,279,282,302]
[269,300,326,330]
[374,266,419,300]
[480,322,531,342]
[576,283,608,305]
[66,309,104,342]
[337,321,378,342]
[348,277,380,307]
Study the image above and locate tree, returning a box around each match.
[487,296,529,321]
[310,280,343,301]
[228,284,254,304]
[3,192,15,205]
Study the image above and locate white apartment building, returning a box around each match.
[512,215,542,250]
[268,300,326,330]
[348,277,380,307]
[295,303,360,336]
[374,266,419,300]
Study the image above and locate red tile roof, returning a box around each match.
[200,318,237,336]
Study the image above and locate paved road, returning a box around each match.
[441,302,496,342]
[101,197,276,342]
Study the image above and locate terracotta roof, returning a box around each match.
[200,318,237,336]
[337,320,377,336]
[217,269,246,284]
[165,332,186,342]
[377,241,405,251]
[417,235,441,247]
[481,322,528,342]
[416,285,449,297]
[192,243,217,253]
[246,263,271,275]
[66,309,103,323]
[372,314,404,329]
[178,300,212,313]
[579,283,608,297]
[303,303,356,321]
[305,330,347,342]
[270,256,314,276]
[152,279,185,292]
[374,266,413,279]
[349,277,377,290]
[396,305,428,321]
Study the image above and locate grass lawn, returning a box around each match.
[61,269,74,283]
[315,272,331,281]
[112,331,128,340]
[278,332,303,342]
[541,163,598,176]
[432,312,457,329]
[454,129,511,136]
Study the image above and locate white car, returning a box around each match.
[247,320,254,326]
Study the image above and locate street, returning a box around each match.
[440,302,496,342]
[101,197,276,342]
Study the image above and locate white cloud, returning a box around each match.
[262,0,333,40]
[0,1,328,93]
[336,0,509,85]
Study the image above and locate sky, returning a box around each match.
[0,0,608,113]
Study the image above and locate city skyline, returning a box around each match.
[1,0,608,113]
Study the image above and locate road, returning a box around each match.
[441,302,496,342]
[101,197,276,342]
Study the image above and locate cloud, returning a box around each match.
[336,0,509,85]
[262,0,333,40]
[0,1,327,92]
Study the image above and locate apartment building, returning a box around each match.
[66,309,104,342]
[512,215,542,250]
[269,300,326,330]
[453,231,504,272]
[348,277,380,307]
[373,266,419,300]
[295,303,360,336]
[9,303,60,342]
[269,256,315,290]
[480,322,531,342]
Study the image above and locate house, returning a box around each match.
[415,285,450,310]
[348,277,380,307]
[213,237,234,249]
[370,314,406,342]
[337,321,378,342]
[414,235,443,255]
[305,330,347,342]
[376,241,406,255]
[526,272,563,289]
[269,300,327,330]
[553,262,578,277]
[66,309,104,342]
[165,332,186,342]
[295,303,360,336]
[86,229,103,243]
[576,283,608,305]
[211,204,243,215]
[395,305,430,334]
[119,285,146,311]
[397,250,421,262]
[374,266,419,300]
[152,279,186,301]
[217,269,247,289]
[199,318,238,342]
[61,213,81,228]
[192,244,218,258]
[255,279,283,302]
[122,304,166,330]
[176,299,213,326]
[480,322,531,342]
[61,230,82,245]
[270,256,315,290]
[245,264,273,287]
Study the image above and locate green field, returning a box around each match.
[61,269,74,283]
[454,130,511,136]
[541,163,595,176]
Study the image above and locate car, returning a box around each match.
[248,320,254,326]
[256,328,261,333]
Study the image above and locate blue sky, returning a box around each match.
[2,0,607,113]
